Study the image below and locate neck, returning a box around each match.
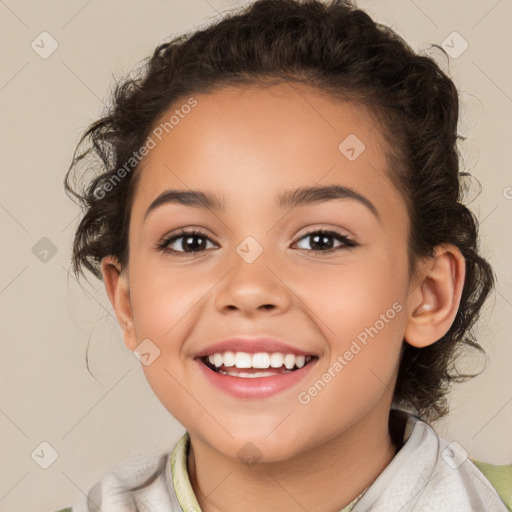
[187,406,399,512]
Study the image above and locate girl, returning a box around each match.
[59,0,510,510]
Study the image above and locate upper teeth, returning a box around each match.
[207,352,310,370]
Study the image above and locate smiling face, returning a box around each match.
[103,82,417,462]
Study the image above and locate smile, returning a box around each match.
[195,352,318,399]
[202,351,315,377]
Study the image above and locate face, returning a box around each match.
[112,83,415,462]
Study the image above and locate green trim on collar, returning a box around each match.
[170,432,202,511]
[170,432,364,512]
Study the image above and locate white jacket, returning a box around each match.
[67,412,508,512]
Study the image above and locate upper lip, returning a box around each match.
[194,337,317,358]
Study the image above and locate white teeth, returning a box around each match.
[234,352,252,368]
[270,353,284,368]
[204,351,313,371]
[218,369,277,378]
[223,351,235,367]
[283,354,295,370]
[252,352,270,368]
[295,355,306,368]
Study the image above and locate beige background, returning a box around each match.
[0,0,511,510]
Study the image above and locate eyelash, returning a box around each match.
[155,228,358,257]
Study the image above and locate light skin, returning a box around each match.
[101,82,465,512]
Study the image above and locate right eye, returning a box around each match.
[156,229,217,256]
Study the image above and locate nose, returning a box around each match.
[214,254,292,317]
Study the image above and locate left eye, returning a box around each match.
[293,229,357,253]
[156,228,357,256]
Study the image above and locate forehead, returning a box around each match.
[130,82,405,228]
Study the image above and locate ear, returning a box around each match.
[100,255,138,351]
[404,243,466,348]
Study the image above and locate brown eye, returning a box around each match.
[293,229,357,254]
[157,229,216,256]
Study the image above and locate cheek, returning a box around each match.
[296,274,406,421]
[128,259,209,341]
[139,357,198,430]
[299,253,405,331]
[306,252,407,379]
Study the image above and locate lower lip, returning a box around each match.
[195,358,318,399]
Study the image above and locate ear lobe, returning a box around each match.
[100,255,138,351]
[405,244,466,348]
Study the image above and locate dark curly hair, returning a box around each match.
[64,0,494,422]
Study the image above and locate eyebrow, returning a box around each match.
[143,184,380,222]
